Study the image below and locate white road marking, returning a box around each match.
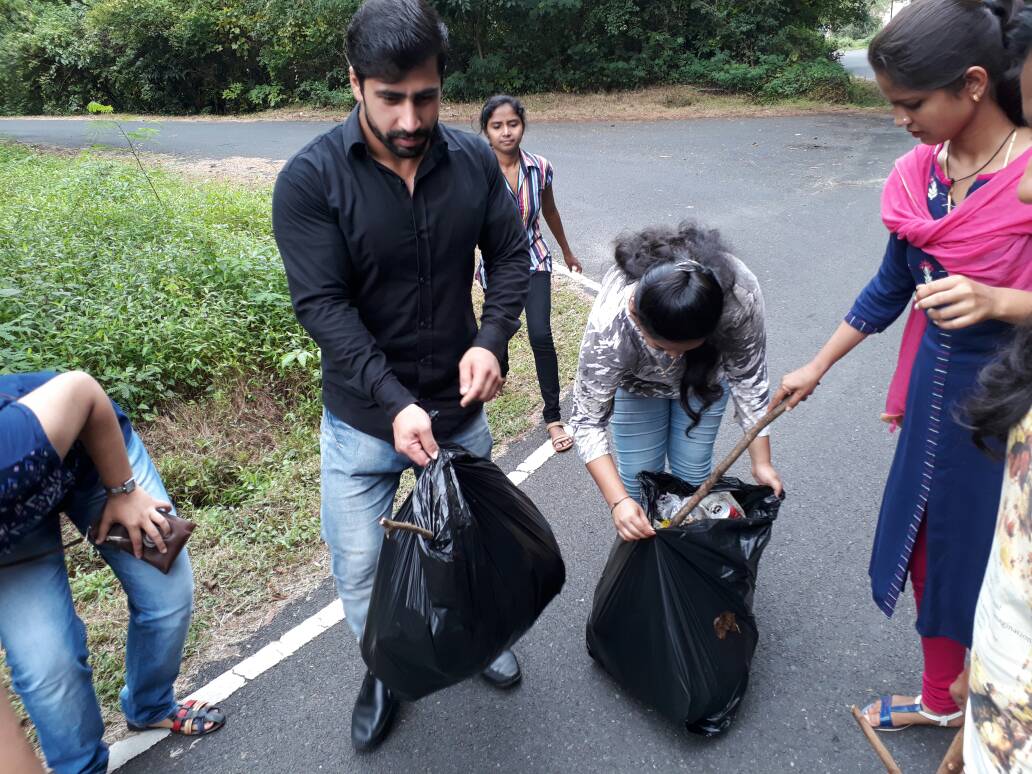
[108,435,566,770]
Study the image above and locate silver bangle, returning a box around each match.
[609,495,632,514]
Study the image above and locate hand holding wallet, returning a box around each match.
[88,507,194,574]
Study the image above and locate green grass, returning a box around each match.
[845,77,887,108]
[830,33,877,51]
[0,141,592,743]
[0,142,319,414]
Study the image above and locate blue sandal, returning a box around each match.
[863,693,963,732]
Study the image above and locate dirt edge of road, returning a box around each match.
[6,84,887,126]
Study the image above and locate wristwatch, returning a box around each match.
[106,477,137,496]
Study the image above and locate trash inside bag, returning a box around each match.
[653,490,746,526]
[361,444,566,701]
[586,472,782,736]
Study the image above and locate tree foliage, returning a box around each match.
[0,0,872,114]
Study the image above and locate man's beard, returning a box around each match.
[363,103,433,159]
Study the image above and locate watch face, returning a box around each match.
[111,478,136,495]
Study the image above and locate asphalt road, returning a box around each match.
[1,113,956,771]
[840,49,875,80]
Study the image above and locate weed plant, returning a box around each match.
[0,142,319,415]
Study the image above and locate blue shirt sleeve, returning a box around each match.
[844,234,915,334]
[0,371,134,450]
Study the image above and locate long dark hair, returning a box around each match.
[479,95,526,133]
[966,324,1032,454]
[615,221,731,433]
[868,0,1026,126]
[1010,2,1032,59]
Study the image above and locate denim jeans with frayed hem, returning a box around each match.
[611,386,730,502]
[320,407,492,641]
[0,431,193,774]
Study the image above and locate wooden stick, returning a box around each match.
[669,402,790,527]
[850,706,903,774]
[935,728,964,774]
[379,518,434,540]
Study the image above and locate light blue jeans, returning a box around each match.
[320,408,493,640]
[611,387,730,502]
[0,431,193,774]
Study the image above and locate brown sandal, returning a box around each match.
[546,422,574,453]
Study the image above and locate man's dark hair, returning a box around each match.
[346,0,449,85]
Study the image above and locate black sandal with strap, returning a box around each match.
[128,699,226,736]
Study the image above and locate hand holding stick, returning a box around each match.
[669,402,789,527]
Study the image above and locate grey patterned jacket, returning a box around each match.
[569,255,770,464]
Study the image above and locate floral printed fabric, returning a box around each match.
[569,257,770,465]
[965,406,1032,772]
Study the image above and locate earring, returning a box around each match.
[974,93,982,103]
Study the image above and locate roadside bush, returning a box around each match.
[0,0,872,114]
[0,1,95,114]
[845,76,887,107]
[295,80,355,110]
[677,53,853,103]
[759,58,851,102]
[0,142,318,413]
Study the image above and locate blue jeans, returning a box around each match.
[320,408,493,640]
[611,387,730,501]
[0,431,193,774]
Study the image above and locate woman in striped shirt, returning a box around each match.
[479,95,583,453]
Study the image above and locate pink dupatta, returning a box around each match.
[879,143,1032,424]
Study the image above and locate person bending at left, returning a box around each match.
[0,371,223,774]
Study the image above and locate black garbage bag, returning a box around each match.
[586,472,782,736]
[361,444,566,701]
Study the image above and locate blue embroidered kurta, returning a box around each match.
[0,371,133,556]
[846,165,1011,646]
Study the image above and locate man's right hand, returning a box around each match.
[393,404,439,467]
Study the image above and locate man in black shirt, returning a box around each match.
[272,0,530,753]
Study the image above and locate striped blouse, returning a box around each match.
[512,149,554,273]
[478,149,554,287]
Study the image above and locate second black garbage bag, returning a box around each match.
[586,472,782,737]
[361,444,566,701]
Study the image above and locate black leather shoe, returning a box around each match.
[351,671,399,752]
[481,649,522,688]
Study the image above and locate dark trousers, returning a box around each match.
[525,271,561,424]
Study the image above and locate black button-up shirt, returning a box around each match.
[273,108,530,443]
